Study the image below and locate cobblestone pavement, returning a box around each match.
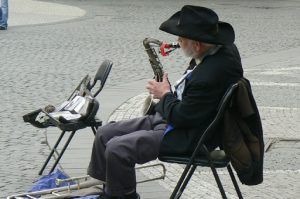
[1,0,300,198]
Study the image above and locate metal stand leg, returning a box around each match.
[49,131,76,174]
[227,165,243,199]
[39,131,66,175]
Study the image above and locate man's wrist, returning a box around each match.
[162,91,172,98]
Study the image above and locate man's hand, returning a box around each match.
[146,73,171,99]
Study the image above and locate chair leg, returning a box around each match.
[210,166,227,199]
[173,165,197,199]
[38,131,66,175]
[203,145,227,199]
[91,126,97,135]
[227,165,243,199]
[170,164,194,199]
[49,131,76,174]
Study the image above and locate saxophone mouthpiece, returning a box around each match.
[160,42,180,56]
[168,42,180,48]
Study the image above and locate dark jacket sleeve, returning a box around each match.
[155,44,243,130]
[155,80,221,128]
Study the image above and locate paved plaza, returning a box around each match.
[0,0,299,198]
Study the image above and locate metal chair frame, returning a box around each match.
[159,83,243,199]
[38,60,113,175]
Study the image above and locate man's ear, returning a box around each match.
[194,41,202,53]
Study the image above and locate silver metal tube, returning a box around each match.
[7,179,103,199]
[7,163,166,199]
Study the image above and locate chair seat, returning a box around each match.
[158,150,229,168]
[56,117,102,131]
[23,108,102,131]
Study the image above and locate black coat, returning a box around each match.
[156,44,243,155]
[222,78,264,185]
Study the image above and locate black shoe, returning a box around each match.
[123,192,140,199]
[0,26,7,30]
[102,192,140,199]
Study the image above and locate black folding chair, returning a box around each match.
[158,83,243,199]
[24,60,113,175]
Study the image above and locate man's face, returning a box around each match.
[177,37,198,58]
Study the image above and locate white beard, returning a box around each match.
[182,41,198,58]
[182,48,194,57]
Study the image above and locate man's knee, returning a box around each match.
[95,122,117,144]
[105,137,123,158]
[105,137,134,166]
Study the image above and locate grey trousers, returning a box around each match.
[87,112,167,196]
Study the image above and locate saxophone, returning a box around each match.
[142,38,179,115]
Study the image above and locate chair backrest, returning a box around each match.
[82,99,100,124]
[192,83,239,155]
[88,60,113,97]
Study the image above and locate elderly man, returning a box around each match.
[88,5,243,199]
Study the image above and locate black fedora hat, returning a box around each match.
[159,5,235,45]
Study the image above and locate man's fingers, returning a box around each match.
[146,80,156,90]
[163,73,168,82]
[148,79,156,85]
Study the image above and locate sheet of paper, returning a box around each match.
[49,111,81,120]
